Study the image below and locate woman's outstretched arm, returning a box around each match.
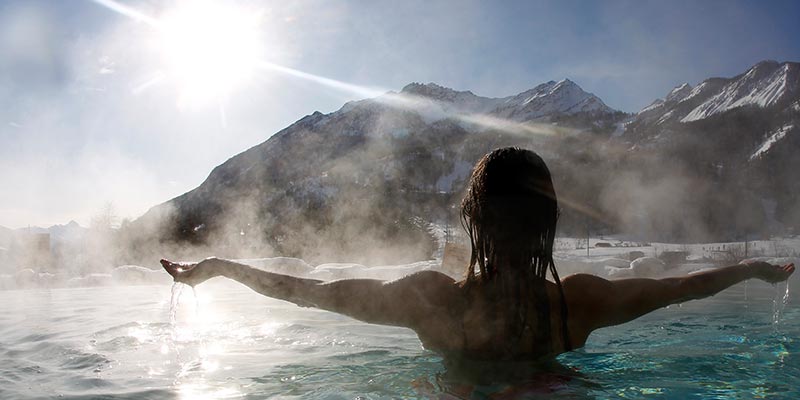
[160,258,460,329]
[563,261,795,331]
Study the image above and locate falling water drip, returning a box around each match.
[743,280,748,305]
[772,284,779,325]
[772,281,790,327]
[169,282,185,326]
[191,286,200,316]
[782,280,790,307]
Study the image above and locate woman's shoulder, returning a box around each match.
[398,270,459,287]
[392,270,464,304]
[557,273,613,310]
[560,273,612,291]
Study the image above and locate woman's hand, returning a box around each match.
[160,258,219,287]
[743,261,795,284]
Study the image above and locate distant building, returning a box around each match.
[21,232,54,271]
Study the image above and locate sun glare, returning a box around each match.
[158,1,263,105]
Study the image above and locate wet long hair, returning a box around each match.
[460,147,570,355]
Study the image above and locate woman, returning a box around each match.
[161,147,794,361]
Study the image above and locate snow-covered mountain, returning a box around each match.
[129,79,626,264]
[626,61,799,138]
[619,60,800,238]
[400,79,617,121]
[125,61,800,265]
[0,221,88,244]
[682,61,798,122]
[621,61,800,194]
[492,79,615,120]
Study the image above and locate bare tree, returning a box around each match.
[91,202,120,231]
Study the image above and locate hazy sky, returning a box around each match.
[1,0,799,228]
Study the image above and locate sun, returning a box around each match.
[158,1,263,105]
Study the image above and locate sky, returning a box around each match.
[0,0,798,229]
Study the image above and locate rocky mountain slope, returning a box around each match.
[626,60,798,141]
[621,60,800,237]
[128,80,625,264]
[126,60,800,265]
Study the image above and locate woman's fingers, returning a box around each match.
[160,259,190,279]
[160,258,207,286]
[160,259,177,276]
[767,263,795,283]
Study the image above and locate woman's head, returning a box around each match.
[460,147,570,355]
[460,147,559,281]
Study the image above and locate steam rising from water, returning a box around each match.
[0,0,792,284]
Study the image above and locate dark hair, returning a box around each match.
[460,147,570,355]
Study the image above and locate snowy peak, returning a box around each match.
[665,83,693,102]
[513,79,603,108]
[681,61,798,122]
[399,82,499,114]
[490,79,616,121]
[637,82,706,114]
[516,79,582,105]
[626,60,800,136]
[392,80,618,123]
[679,78,728,104]
[633,83,693,124]
[400,82,479,103]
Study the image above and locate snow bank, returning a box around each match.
[2,250,793,291]
[0,274,12,290]
[67,273,113,287]
[360,260,439,280]
[306,260,439,281]
[310,263,368,280]
[554,256,633,277]
[238,257,314,276]
[603,257,667,278]
[630,257,666,275]
[741,257,800,268]
[111,265,170,285]
[15,269,38,286]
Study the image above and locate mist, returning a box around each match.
[0,0,797,293]
[4,2,800,400]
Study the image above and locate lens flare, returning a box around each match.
[159,1,263,105]
[90,0,564,139]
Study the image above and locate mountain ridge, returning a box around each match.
[627,61,798,132]
[398,79,617,119]
[124,60,800,265]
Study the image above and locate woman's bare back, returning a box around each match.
[161,258,794,361]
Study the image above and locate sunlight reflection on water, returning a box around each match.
[0,278,797,398]
[177,382,242,400]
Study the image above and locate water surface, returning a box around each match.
[0,278,796,399]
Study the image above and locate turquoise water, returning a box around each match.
[0,277,796,399]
